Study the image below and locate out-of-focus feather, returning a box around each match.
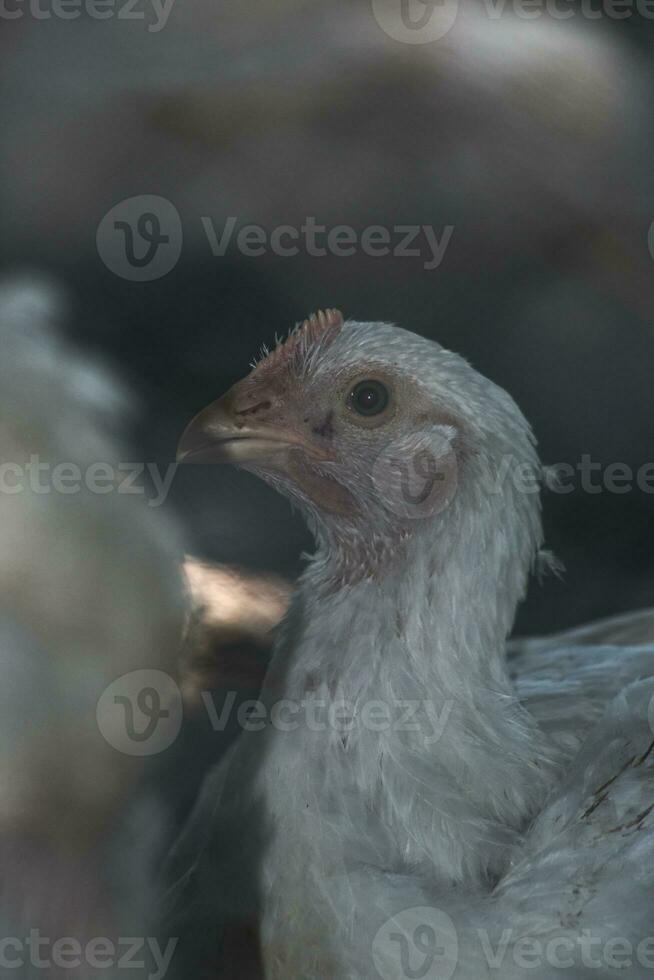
[0,277,185,974]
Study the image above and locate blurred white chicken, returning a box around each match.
[0,277,185,978]
[174,311,654,979]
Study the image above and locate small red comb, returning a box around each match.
[298,308,343,341]
[251,308,343,378]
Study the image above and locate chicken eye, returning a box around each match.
[348,380,389,417]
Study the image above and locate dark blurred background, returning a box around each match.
[1,0,653,635]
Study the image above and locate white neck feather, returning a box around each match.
[265,483,559,885]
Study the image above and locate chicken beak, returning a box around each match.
[176,391,332,465]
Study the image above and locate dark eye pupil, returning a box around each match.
[350,380,389,416]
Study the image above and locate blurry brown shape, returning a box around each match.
[180,557,291,707]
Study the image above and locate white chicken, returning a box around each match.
[174,310,654,979]
[0,278,185,978]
